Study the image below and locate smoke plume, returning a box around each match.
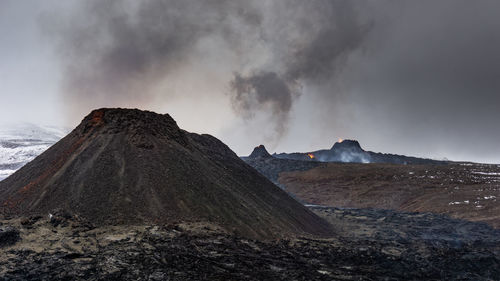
[230,71,295,138]
[4,0,500,162]
[227,0,370,139]
[48,0,370,141]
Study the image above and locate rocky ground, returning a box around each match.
[279,162,500,228]
[1,209,499,280]
[242,156,324,186]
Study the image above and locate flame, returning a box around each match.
[307,153,315,159]
[338,138,343,143]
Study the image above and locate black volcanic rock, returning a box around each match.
[0,225,20,247]
[0,108,332,239]
[248,145,272,158]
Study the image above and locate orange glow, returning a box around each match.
[307,153,315,159]
[90,110,104,127]
[338,138,343,143]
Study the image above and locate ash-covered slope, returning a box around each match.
[0,108,331,239]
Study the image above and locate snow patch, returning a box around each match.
[0,123,68,180]
[448,200,470,205]
[473,171,500,176]
[0,169,17,181]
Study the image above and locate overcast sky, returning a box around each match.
[1,0,499,163]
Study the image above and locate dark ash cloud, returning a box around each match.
[49,0,370,142]
[228,0,371,139]
[41,0,500,162]
[230,71,295,137]
[49,0,262,115]
[284,1,371,82]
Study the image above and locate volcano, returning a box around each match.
[248,145,272,159]
[272,139,446,165]
[0,108,331,239]
[330,139,363,151]
[273,139,370,163]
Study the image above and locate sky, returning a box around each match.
[1,0,500,163]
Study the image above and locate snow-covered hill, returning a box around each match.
[0,123,68,180]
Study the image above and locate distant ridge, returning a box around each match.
[0,108,332,239]
[272,139,446,165]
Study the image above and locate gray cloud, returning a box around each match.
[227,0,370,139]
[336,0,500,162]
[284,1,370,82]
[230,71,295,138]
[38,0,500,162]
[48,0,369,142]
[49,0,262,117]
